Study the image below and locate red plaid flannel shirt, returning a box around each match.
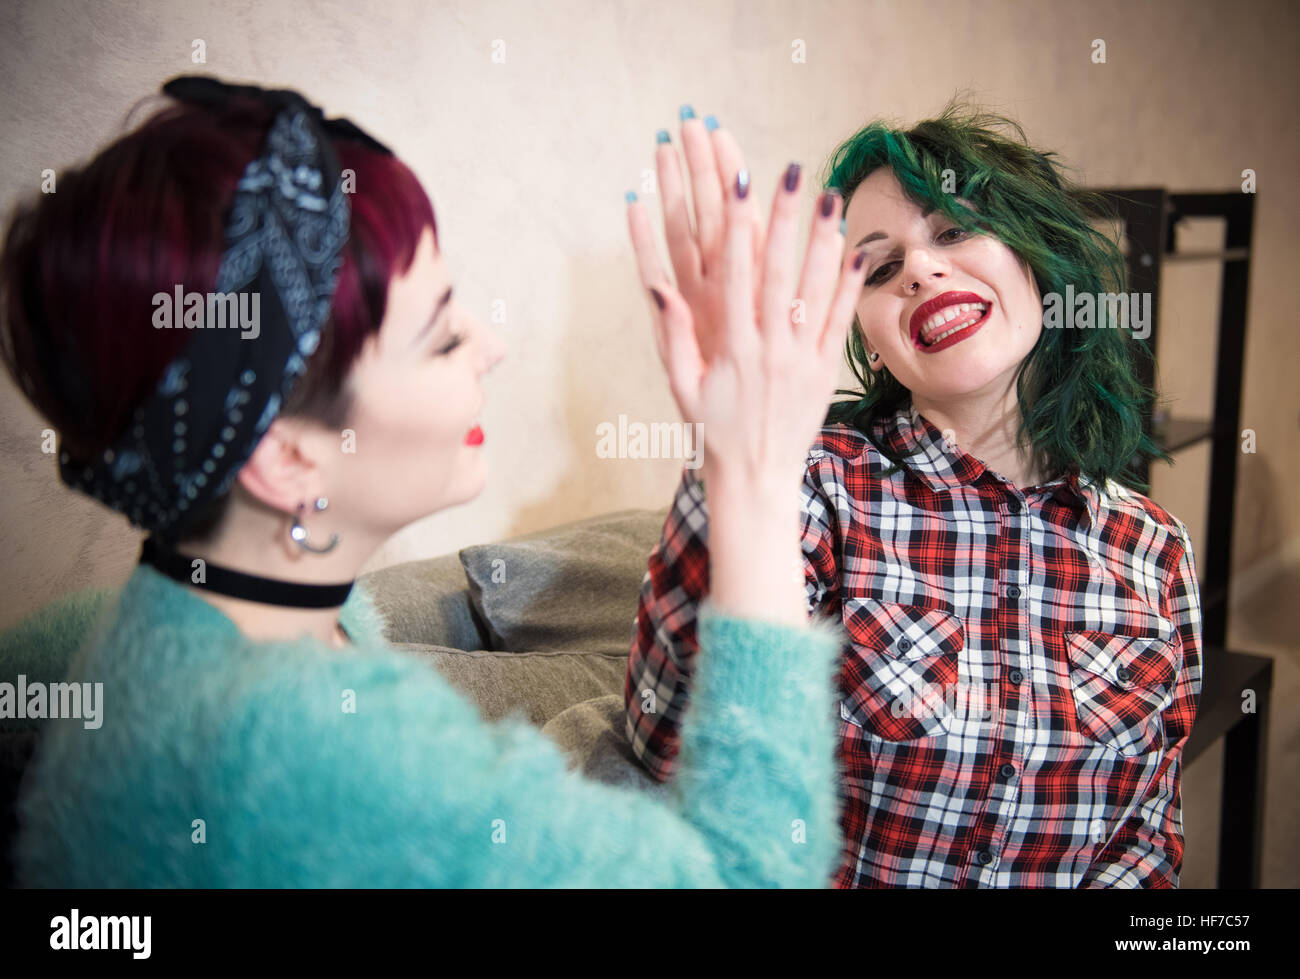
[624,400,1202,887]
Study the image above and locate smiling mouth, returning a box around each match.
[914,302,992,353]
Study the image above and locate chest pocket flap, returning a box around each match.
[1065,631,1180,694]
[841,600,964,742]
[1063,629,1181,756]
[848,600,964,661]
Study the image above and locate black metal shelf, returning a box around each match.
[1162,248,1250,263]
[1153,417,1218,453]
[1089,187,1270,889]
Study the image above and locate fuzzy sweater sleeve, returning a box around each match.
[0,587,117,715]
[212,601,846,888]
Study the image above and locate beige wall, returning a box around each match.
[1,0,1296,627]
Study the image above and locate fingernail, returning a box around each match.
[783,162,801,193]
[649,287,666,310]
[704,114,719,132]
[625,190,637,204]
[820,189,840,218]
[655,129,671,144]
[734,167,750,200]
[679,104,695,121]
[853,250,866,271]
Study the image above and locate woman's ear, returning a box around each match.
[853,314,883,372]
[234,417,324,516]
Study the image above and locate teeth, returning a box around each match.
[928,322,972,345]
[920,302,987,345]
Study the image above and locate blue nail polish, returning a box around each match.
[704,115,719,132]
[655,129,670,144]
[679,104,695,121]
[625,190,637,204]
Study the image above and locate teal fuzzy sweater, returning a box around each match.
[1,563,845,887]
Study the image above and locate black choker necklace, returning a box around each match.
[139,536,355,609]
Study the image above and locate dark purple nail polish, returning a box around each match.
[649,287,666,310]
[820,189,839,218]
[853,250,866,271]
[735,168,750,200]
[784,162,801,193]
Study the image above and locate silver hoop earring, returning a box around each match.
[290,497,341,554]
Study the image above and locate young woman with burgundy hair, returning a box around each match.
[0,78,869,887]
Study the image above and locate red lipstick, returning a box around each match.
[909,290,991,351]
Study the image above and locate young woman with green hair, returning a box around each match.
[626,99,1203,888]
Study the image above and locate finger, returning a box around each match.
[707,126,768,315]
[820,245,870,372]
[626,199,670,365]
[758,160,804,348]
[626,197,671,297]
[627,198,704,420]
[659,287,704,424]
[722,166,758,356]
[680,113,724,270]
[793,188,847,342]
[708,125,747,208]
[656,135,701,293]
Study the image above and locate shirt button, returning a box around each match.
[1008,668,1024,684]
[1116,665,1133,684]
[1006,585,1021,599]
[1007,499,1022,514]
[897,638,913,653]
[976,849,995,866]
[1000,763,1017,779]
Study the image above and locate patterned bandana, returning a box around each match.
[57,75,391,539]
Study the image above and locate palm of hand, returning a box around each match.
[626,115,867,481]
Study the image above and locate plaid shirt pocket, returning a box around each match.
[1064,631,1180,757]
[840,600,964,742]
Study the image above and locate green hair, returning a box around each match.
[820,94,1171,492]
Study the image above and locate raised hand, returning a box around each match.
[626,115,868,625]
[626,116,868,489]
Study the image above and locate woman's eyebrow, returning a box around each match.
[853,205,938,250]
[412,286,454,345]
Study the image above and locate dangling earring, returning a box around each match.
[290,497,341,554]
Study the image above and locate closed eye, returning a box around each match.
[431,331,466,357]
[866,227,970,286]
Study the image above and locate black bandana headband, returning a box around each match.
[58,75,391,539]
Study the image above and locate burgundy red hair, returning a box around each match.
[0,95,437,537]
